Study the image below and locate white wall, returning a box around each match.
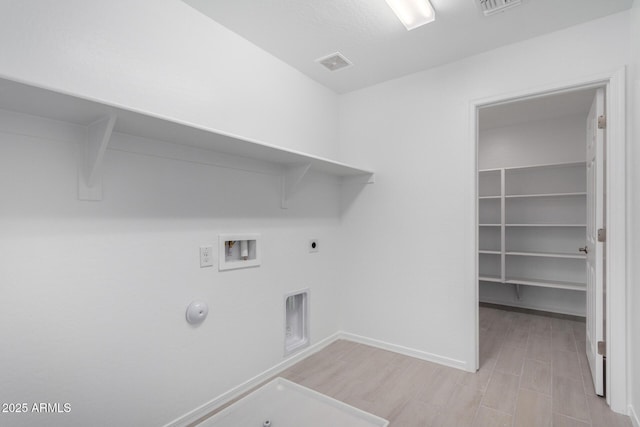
[628,0,640,424]
[0,0,338,159]
[0,2,346,426]
[0,111,344,426]
[338,12,630,372]
[0,2,637,426]
[478,115,586,170]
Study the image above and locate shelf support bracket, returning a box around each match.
[343,173,375,185]
[78,113,117,201]
[281,163,311,209]
[515,283,521,300]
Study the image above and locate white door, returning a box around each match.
[585,88,605,396]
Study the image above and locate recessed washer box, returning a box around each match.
[218,233,261,271]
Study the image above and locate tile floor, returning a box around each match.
[275,306,632,427]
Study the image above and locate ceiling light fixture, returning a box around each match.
[385,0,436,31]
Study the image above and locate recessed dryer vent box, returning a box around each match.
[284,289,309,356]
[218,234,261,271]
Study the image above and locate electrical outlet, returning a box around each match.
[309,239,319,253]
[200,246,213,268]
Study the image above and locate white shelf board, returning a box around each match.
[479,224,501,227]
[479,195,501,200]
[500,161,586,172]
[505,192,586,199]
[506,224,586,227]
[479,161,585,174]
[505,277,586,292]
[0,77,374,179]
[506,251,586,260]
[479,275,503,283]
[479,250,501,255]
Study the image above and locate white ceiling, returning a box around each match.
[183,0,632,94]
[479,87,597,130]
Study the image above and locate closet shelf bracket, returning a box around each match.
[78,112,117,201]
[281,163,312,209]
[514,283,522,300]
[343,173,375,185]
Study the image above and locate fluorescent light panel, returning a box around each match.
[385,0,435,30]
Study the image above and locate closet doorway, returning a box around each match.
[476,85,607,404]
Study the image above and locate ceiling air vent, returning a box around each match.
[477,0,522,16]
[316,52,352,72]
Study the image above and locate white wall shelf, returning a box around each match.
[505,224,586,227]
[505,192,586,199]
[505,277,586,292]
[478,161,587,300]
[479,275,503,283]
[479,161,585,173]
[506,251,585,260]
[0,77,374,206]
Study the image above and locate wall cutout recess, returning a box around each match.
[218,234,261,271]
[284,290,309,356]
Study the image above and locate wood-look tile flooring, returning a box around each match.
[277,306,632,427]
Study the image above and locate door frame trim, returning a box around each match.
[470,67,628,413]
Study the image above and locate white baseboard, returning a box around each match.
[162,332,341,427]
[629,404,639,427]
[338,332,469,372]
[165,331,469,426]
[479,297,585,317]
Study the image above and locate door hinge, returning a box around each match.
[598,115,606,129]
[597,228,606,242]
[598,341,606,356]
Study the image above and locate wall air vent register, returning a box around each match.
[477,0,522,16]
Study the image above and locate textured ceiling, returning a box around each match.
[184,0,633,94]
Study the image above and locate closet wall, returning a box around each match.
[478,113,588,316]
